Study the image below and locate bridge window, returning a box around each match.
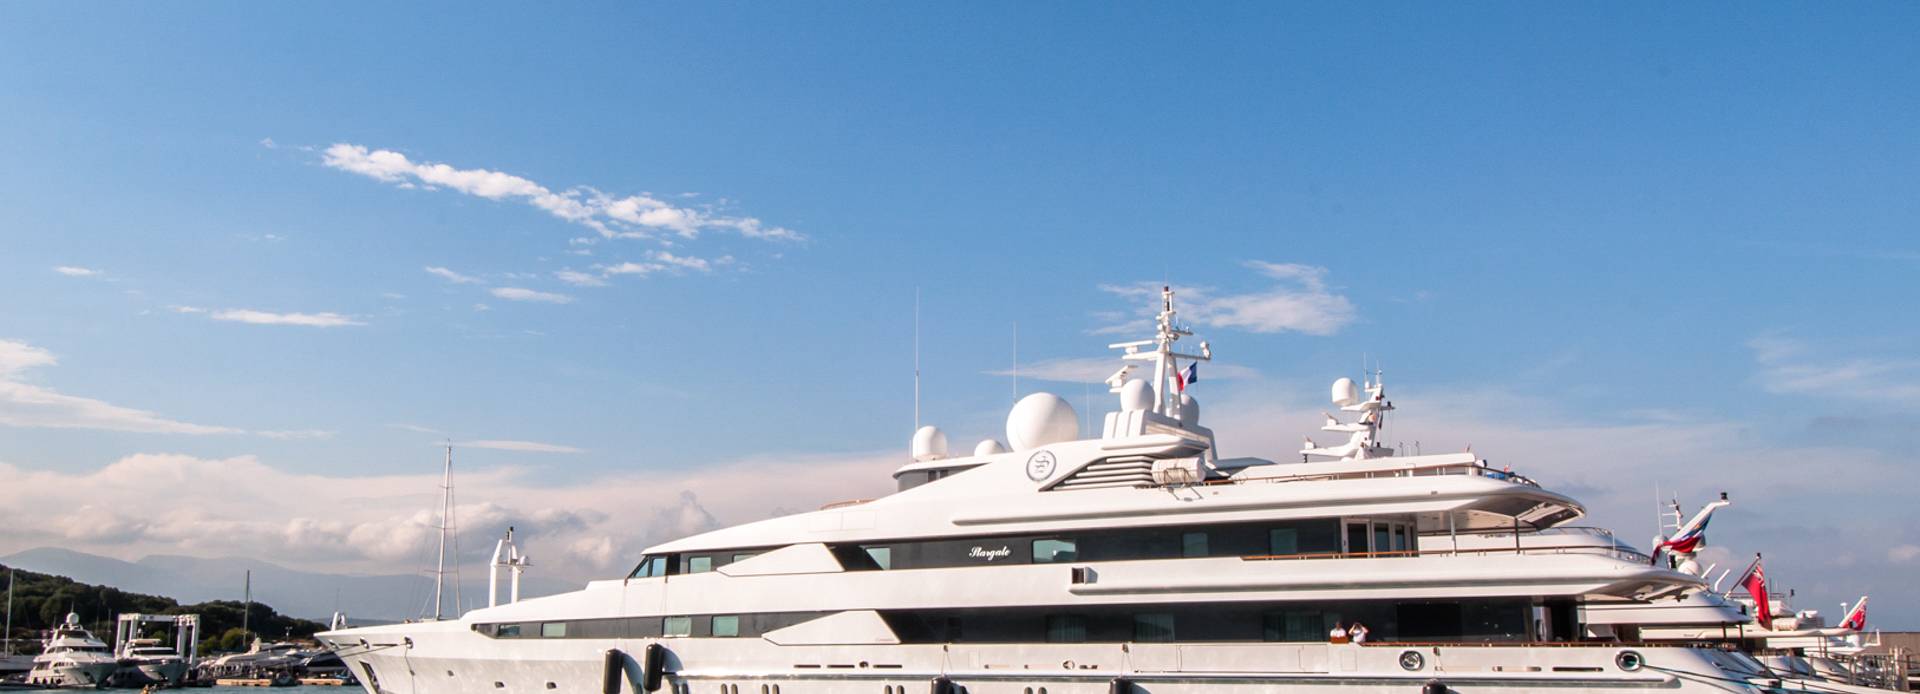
[687,556,713,574]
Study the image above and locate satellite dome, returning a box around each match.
[1332,377,1361,407]
[1177,393,1200,425]
[1119,378,1154,411]
[910,425,948,462]
[1007,392,1079,450]
[973,439,1007,457]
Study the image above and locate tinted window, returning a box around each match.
[866,547,892,570]
[540,622,566,638]
[663,617,692,638]
[1045,615,1086,643]
[1032,539,1078,563]
[712,616,740,638]
[1134,614,1175,642]
[1269,528,1298,555]
[687,556,713,574]
[1181,532,1208,558]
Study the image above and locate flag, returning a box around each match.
[1736,555,1773,630]
[1840,596,1869,631]
[1173,362,1198,392]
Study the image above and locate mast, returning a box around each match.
[5,567,13,656]
[913,287,920,430]
[241,569,251,643]
[433,443,454,621]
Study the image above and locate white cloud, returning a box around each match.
[1889,545,1920,564]
[1098,261,1357,336]
[1748,336,1920,404]
[209,309,366,327]
[987,357,1261,384]
[0,449,895,578]
[456,439,586,454]
[594,251,725,281]
[554,270,607,287]
[424,266,481,284]
[321,143,802,242]
[489,287,573,304]
[54,266,102,278]
[257,429,337,440]
[0,339,240,435]
[389,423,444,435]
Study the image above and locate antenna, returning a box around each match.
[1011,321,1019,403]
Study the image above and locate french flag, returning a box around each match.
[1174,362,1198,391]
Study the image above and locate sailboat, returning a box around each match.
[0,568,32,677]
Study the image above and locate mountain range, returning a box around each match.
[0,547,576,622]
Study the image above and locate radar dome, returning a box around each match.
[910,425,948,462]
[1007,392,1079,450]
[1177,393,1200,425]
[1120,378,1154,411]
[973,439,1007,457]
[1332,377,1361,407]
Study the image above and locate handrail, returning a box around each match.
[1213,462,1542,488]
[1242,543,1651,563]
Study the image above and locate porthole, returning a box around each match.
[1399,651,1425,671]
[447,671,455,678]
[1039,688,1048,694]
[546,683,558,690]
[1025,689,1033,694]
[1616,650,1644,672]
[494,683,506,689]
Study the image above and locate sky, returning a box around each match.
[2,2,1919,626]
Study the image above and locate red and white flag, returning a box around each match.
[1736,554,1773,630]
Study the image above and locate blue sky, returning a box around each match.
[3,2,1918,625]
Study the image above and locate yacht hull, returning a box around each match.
[325,625,1773,694]
[25,659,118,689]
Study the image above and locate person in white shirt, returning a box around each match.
[1328,622,1349,643]
[1350,622,1370,644]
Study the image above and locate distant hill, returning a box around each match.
[0,562,322,655]
[2,548,577,622]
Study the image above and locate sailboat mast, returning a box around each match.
[241,569,251,642]
[5,567,13,655]
[433,444,453,620]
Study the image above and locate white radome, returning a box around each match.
[1006,392,1078,450]
[910,425,948,462]
[1178,393,1199,425]
[1332,377,1360,406]
[973,439,1007,457]
[1120,378,1154,411]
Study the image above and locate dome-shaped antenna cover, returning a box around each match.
[1331,377,1361,407]
[1119,378,1154,411]
[973,439,1007,457]
[910,425,948,462]
[1007,393,1079,450]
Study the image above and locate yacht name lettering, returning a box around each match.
[969,545,1013,561]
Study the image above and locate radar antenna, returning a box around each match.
[1106,286,1210,418]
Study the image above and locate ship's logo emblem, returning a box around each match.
[1026,450,1057,481]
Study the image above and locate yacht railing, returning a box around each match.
[1241,542,1651,564]
[1217,461,1541,488]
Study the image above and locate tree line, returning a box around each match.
[1,564,325,655]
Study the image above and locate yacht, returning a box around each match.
[114,640,189,686]
[26,613,117,688]
[321,288,1797,694]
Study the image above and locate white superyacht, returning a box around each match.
[321,288,1789,694]
[26,613,117,688]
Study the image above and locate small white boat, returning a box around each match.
[25,613,116,688]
